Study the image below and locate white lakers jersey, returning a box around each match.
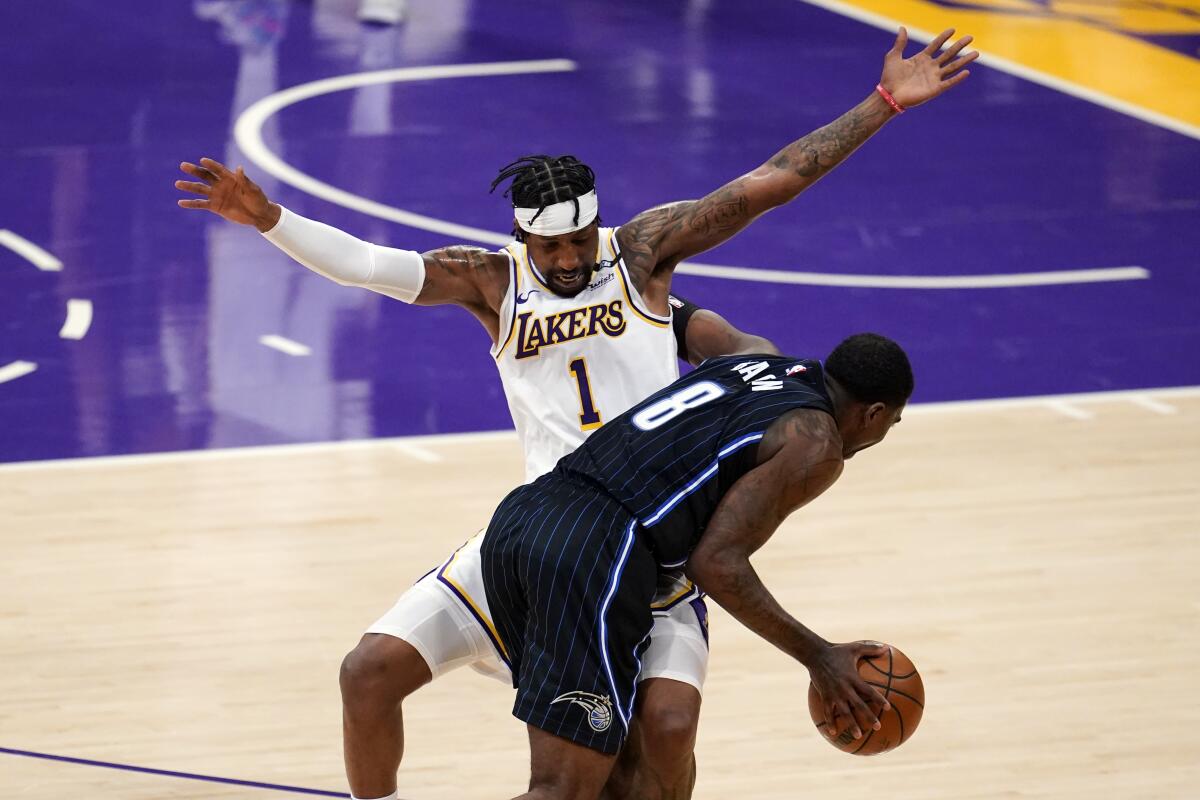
[490,227,679,482]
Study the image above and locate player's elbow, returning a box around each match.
[686,546,745,596]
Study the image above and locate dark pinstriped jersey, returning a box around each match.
[554,354,835,568]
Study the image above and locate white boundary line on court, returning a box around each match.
[259,334,312,357]
[0,361,38,386]
[1,384,1194,472]
[233,61,1149,290]
[792,0,1200,142]
[0,230,62,272]
[59,299,93,340]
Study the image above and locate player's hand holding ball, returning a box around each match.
[808,641,925,755]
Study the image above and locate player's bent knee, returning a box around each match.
[637,680,701,759]
[340,633,431,708]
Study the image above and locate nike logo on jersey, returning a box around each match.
[516,289,542,304]
[515,300,627,359]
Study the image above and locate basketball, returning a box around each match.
[807,643,924,756]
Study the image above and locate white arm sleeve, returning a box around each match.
[260,205,426,303]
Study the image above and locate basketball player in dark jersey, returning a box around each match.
[483,333,912,799]
[178,25,975,800]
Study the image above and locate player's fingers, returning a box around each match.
[179,162,218,183]
[823,701,841,737]
[861,679,891,714]
[937,34,973,65]
[941,69,972,90]
[848,694,879,734]
[890,26,908,55]
[177,198,211,209]
[921,28,954,57]
[199,157,231,177]
[835,700,862,739]
[174,180,212,196]
[941,51,980,77]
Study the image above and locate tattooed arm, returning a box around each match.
[618,27,978,292]
[685,408,891,739]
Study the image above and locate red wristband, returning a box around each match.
[875,83,905,114]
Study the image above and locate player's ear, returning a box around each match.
[513,220,525,242]
[864,402,888,426]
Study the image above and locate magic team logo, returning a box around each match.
[551,690,614,732]
[514,300,626,359]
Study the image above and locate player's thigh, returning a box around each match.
[363,570,501,681]
[526,724,617,800]
[639,598,710,693]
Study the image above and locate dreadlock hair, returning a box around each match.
[825,333,914,408]
[489,155,598,240]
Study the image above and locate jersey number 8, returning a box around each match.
[631,381,725,432]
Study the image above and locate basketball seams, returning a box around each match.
[864,680,924,708]
[861,655,917,681]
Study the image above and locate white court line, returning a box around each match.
[234,61,1148,290]
[906,384,1200,414]
[0,230,63,272]
[0,384,1194,472]
[1044,401,1095,420]
[394,442,443,463]
[235,60,577,246]
[0,361,38,385]
[59,299,93,340]
[792,0,1200,142]
[1128,395,1177,415]
[259,335,312,357]
[676,263,1148,289]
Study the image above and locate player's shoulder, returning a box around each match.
[757,407,843,472]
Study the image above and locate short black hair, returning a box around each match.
[490,155,597,239]
[825,333,914,407]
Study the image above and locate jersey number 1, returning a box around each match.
[569,357,603,431]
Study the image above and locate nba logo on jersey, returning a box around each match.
[785,364,807,376]
[550,690,614,732]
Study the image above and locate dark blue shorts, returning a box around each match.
[481,475,657,754]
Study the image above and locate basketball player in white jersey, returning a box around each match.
[177,26,977,800]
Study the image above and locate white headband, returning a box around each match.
[514,190,599,237]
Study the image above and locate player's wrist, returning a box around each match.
[255,202,283,233]
[874,83,906,115]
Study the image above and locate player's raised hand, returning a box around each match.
[807,640,891,740]
[175,158,281,232]
[879,27,978,109]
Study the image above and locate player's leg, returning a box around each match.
[481,482,659,799]
[341,557,503,799]
[604,679,700,800]
[512,725,617,800]
[604,597,709,800]
[340,633,431,798]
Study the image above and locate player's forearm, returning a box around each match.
[691,552,830,665]
[750,91,896,209]
[260,206,425,303]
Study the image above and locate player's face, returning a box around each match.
[842,402,904,459]
[523,223,601,298]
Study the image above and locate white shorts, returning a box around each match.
[366,532,710,691]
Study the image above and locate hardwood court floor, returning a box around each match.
[2,393,1198,799]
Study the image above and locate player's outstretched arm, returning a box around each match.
[672,296,780,366]
[618,27,978,278]
[175,158,508,317]
[686,408,889,740]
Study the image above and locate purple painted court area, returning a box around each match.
[1,0,1198,463]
